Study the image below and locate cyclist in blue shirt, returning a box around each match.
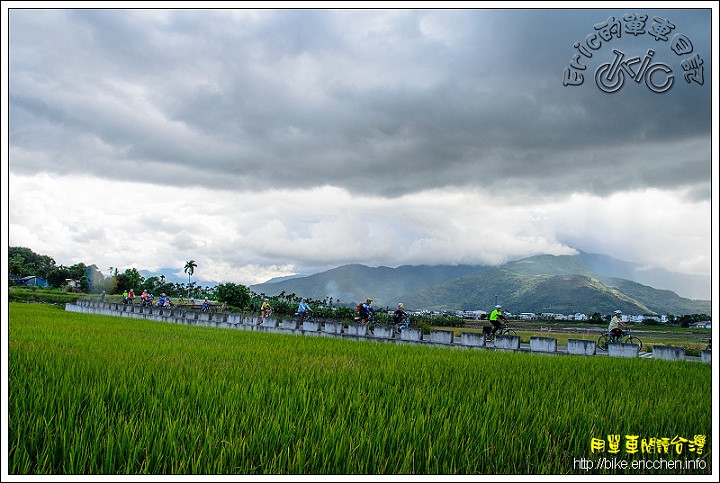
[298,298,313,322]
[359,298,375,325]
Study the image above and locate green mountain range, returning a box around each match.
[249,252,711,316]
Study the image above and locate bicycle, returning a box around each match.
[361,314,377,334]
[394,314,411,334]
[295,311,317,325]
[597,328,643,352]
[484,322,517,342]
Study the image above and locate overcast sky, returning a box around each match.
[3,3,717,294]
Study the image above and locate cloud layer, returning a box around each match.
[6,6,715,295]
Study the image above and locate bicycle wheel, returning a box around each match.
[597,334,611,351]
[624,336,643,351]
[501,328,517,337]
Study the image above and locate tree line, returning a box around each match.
[7,246,359,320]
[9,246,709,326]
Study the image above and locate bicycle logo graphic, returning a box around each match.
[595,48,673,93]
[562,13,705,94]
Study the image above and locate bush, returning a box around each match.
[418,315,465,328]
[8,287,95,305]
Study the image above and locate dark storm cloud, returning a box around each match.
[9,8,712,198]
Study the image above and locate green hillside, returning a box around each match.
[250,263,484,308]
[249,254,711,316]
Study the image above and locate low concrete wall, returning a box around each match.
[460,332,486,348]
[567,339,596,356]
[530,337,557,353]
[400,327,423,342]
[652,345,686,361]
[608,342,639,358]
[373,324,394,339]
[302,320,322,332]
[65,301,706,363]
[324,321,343,335]
[429,330,454,345]
[494,334,520,350]
[346,323,369,336]
[228,313,243,325]
[280,318,300,330]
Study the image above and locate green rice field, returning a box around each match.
[8,302,712,475]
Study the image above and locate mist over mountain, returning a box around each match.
[250,263,484,308]
[249,252,711,316]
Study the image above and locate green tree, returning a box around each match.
[47,266,70,288]
[215,282,251,311]
[115,268,144,293]
[9,246,57,279]
[184,260,197,297]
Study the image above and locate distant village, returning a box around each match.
[404,309,711,329]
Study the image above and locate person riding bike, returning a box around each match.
[393,303,409,332]
[297,298,313,322]
[359,298,375,325]
[608,309,629,342]
[260,298,272,322]
[489,304,507,334]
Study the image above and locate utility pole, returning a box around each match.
[495,294,498,305]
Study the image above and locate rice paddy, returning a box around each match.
[8,302,712,475]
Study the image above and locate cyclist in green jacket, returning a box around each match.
[489,304,507,334]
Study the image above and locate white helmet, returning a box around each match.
[614,310,622,314]
[495,304,502,309]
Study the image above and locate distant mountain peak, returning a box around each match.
[248,252,710,315]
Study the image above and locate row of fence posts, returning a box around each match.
[66,300,710,363]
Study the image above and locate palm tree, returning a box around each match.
[184,260,197,297]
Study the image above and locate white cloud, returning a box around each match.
[5,6,716,299]
[8,172,712,287]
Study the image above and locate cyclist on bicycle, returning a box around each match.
[608,309,628,341]
[260,298,272,323]
[297,298,313,322]
[359,298,375,325]
[489,304,507,335]
[393,303,409,332]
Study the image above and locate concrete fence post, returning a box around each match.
[429,330,454,345]
[324,321,343,335]
[400,327,423,341]
[346,323,368,336]
[373,325,394,339]
[608,342,639,358]
[529,337,557,354]
[652,346,686,361]
[493,334,520,350]
[279,318,300,330]
[567,339,596,356]
[302,319,322,332]
[460,332,485,347]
